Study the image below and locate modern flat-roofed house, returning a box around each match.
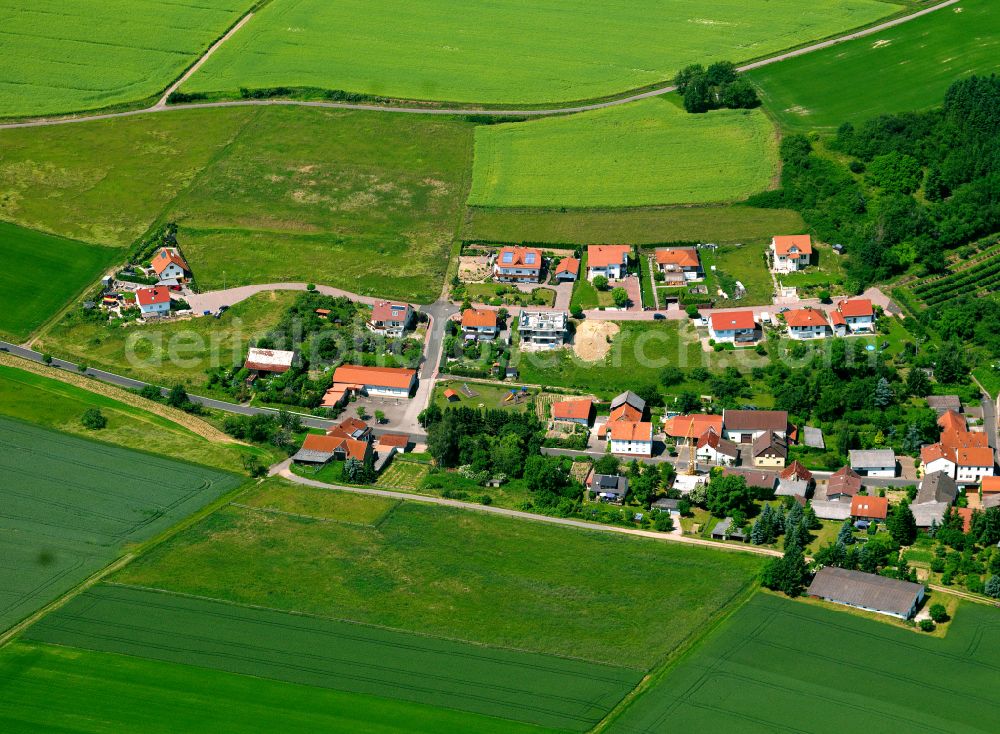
[461,308,499,342]
[709,311,757,344]
[830,298,875,335]
[589,473,629,504]
[244,347,296,375]
[696,429,739,466]
[784,307,830,340]
[368,301,414,337]
[826,466,862,500]
[150,247,191,285]
[587,245,630,281]
[518,310,567,349]
[770,234,813,273]
[851,495,889,522]
[494,246,542,282]
[609,421,653,457]
[955,447,996,486]
[722,409,788,444]
[921,443,957,479]
[331,365,417,398]
[808,567,924,620]
[554,257,580,282]
[654,247,702,282]
[850,449,897,477]
[135,286,171,316]
[752,431,788,469]
[552,399,594,427]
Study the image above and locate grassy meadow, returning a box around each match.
[0,414,243,632]
[608,593,1000,733]
[0,0,255,119]
[114,483,764,670]
[182,0,897,104]
[0,642,549,734]
[463,205,805,247]
[749,0,1000,131]
[0,221,120,340]
[468,98,779,207]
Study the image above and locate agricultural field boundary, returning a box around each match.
[28,584,641,732]
[0,0,960,130]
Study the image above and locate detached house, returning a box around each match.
[921,443,957,479]
[589,473,629,504]
[610,391,647,423]
[830,298,875,335]
[368,301,414,337]
[722,409,788,444]
[587,245,630,281]
[696,429,739,466]
[151,247,191,285]
[709,311,757,344]
[135,286,171,316]
[461,308,499,342]
[518,310,567,349]
[554,258,580,282]
[609,421,653,458]
[851,495,889,522]
[770,234,813,273]
[654,247,702,283]
[751,431,788,469]
[494,246,543,283]
[784,307,830,340]
[955,447,995,486]
[826,466,862,500]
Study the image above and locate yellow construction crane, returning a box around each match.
[686,416,697,476]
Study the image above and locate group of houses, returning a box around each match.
[292,414,410,473]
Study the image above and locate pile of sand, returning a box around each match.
[573,321,619,361]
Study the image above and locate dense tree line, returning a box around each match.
[750,75,1000,291]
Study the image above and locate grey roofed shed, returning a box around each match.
[916,471,959,505]
[803,426,825,449]
[984,493,1000,510]
[291,448,334,464]
[811,501,853,521]
[926,395,962,416]
[808,566,924,619]
[850,449,896,468]
[610,391,646,413]
[722,467,778,491]
[776,478,810,498]
[911,502,948,528]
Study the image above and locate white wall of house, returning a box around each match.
[697,447,736,465]
[924,458,957,479]
[364,383,413,398]
[856,465,897,478]
[610,438,651,456]
[495,266,540,282]
[788,324,829,340]
[138,301,170,315]
[846,315,874,332]
[957,465,995,485]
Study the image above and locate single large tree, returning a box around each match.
[706,474,751,517]
[887,500,918,546]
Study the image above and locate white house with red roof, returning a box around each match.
[709,311,757,344]
[609,421,653,457]
[830,298,875,335]
[368,301,413,337]
[554,257,579,282]
[494,246,542,282]
[955,447,996,486]
[654,247,702,282]
[784,307,830,339]
[135,286,171,315]
[770,235,813,273]
[587,245,630,281]
[150,247,191,285]
[461,308,499,341]
[921,443,958,479]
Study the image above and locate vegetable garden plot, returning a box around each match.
[29,584,641,732]
[0,417,241,631]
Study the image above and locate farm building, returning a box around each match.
[292,433,371,466]
[244,347,296,375]
[784,307,830,340]
[461,308,499,341]
[552,399,593,426]
[802,426,825,449]
[150,247,191,285]
[850,449,897,478]
[664,413,722,439]
[709,311,757,344]
[586,245,630,281]
[609,421,653,458]
[494,246,542,282]
[368,301,414,337]
[982,476,1000,495]
[722,409,787,443]
[916,471,958,506]
[926,395,962,416]
[722,467,777,494]
[780,461,813,484]
[654,247,702,282]
[376,433,410,454]
[776,477,810,500]
[808,567,924,620]
[554,257,579,282]
[443,388,459,402]
[811,501,853,521]
[751,431,787,469]
[329,365,417,400]
[826,466,862,500]
[610,391,647,423]
[770,234,812,273]
[135,286,171,316]
[912,502,949,529]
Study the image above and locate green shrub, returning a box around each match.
[80,408,107,430]
[918,619,936,633]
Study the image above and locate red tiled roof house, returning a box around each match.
[770,235,813,273]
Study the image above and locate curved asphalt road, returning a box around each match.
[0,0,960,130]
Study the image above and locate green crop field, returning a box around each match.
[0,364,269,473]
[28,584,639,731]
[0,0,255,119]
[0,416,242,632]
[39,292,296,390]
[468,99,779,208]
[463,205,805,247]
[749,0,1000,131]
[608,593,1000,733]
[0,221,120,340]
[182,0,897,104]
[115,485,764,669]
[0,642,549,734]
[240,479,399,524]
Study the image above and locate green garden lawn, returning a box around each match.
[115,486,764,670]
[0,0,256,118]
[0,642,548,734]
[468,98,779,207]
[607,592,1000,733]
[749,0,1000,131]
[182,0,898,105]
[0,222,120,340]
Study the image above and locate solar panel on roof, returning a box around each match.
[525,253,536,264]
[502,252,513,263]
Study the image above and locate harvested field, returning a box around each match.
[29,584,640,732]
[0,416,242,632]
[574,321,620,362]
